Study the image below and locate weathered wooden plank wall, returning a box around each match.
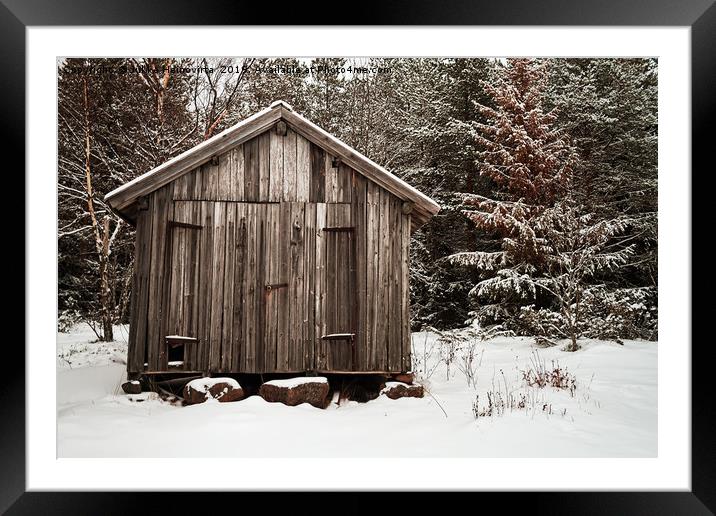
[128,123,412,375]
[127,196,152,373]
[146,183,173,371]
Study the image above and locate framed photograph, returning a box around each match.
[9,0,713,512]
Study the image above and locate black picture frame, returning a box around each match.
[7,0,713,512]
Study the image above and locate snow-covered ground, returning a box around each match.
[57,324,657,457]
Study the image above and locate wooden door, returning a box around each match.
[318,227,356,370]
[164,208,202,371]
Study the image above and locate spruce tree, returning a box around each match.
[450,58,579,330]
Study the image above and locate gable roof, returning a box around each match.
[104,100,440,228]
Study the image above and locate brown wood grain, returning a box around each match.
[244,137,259,202]
[296,133,311,202]
[125,121,425,375]
[401,212,412,372]
[303,202,316,370]
[196,201,214,372]
[389,195,402,371]
[258,132,270,200]
[127,199,152,373]
[324,151,338,203]
[146,184,173,371]
[232,204,247,371]
[221,202,237,371]
[314,202,327,369]
[310,143,325,203]
[217,150,232,200]
[243,203,256,372]
[263,203,280,372]
[269,128,284,202]
[276,201,291,371]
[351,172,368,370]
[283,130,297,202]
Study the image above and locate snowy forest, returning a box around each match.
[58,57,657,348]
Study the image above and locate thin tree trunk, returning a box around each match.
[100,216,114,341]
[83,73,114,342]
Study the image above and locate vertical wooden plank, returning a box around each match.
[127,201,152,373]
[331,204,353,370]
[330,230,342,371]
[227,147,236,202]
[174,202,188,364]
[352,172,368,371]
[366,181,379,370]
[173,173,188,200]
[255,203,267,372]
[243,203,257,372]
[232,203,247,371]
[220,202,236,371]
[340,203,356,370]
[288,202,305,370]
[232,145,245,201]
[377,189,391,371]
[348,229,356,370]
[182,170,195,202]
[205,159,220,200]
[192,167,203,200]
[276,201,291,371]
[217,151,232,200]
[389,196,402,372]
[145,193,161,371]
[325,211,338,342]
[262,204,273,372]
[258,132,271,200]
[303,202,316,370]
[337,163,353,203]
[197,201,214,372]
[314,202,327,369]
[253,204,263,372]
[208,202,226,371]
[269,129,284,202]
[263,203,279,372]
[166,203,182,337]
[179,204,193,345]
[296,134,311,202]
[240,203,250,372]
[244,137,258,202]
[186,201,201,370]
[253,205,263,373]
[323,231,335,370]
[401,212,412,372]
[146,184,173,371]
[310,143,325,203]
[283,129,297,202]
[324,152,338,203]
[158,192,176,371]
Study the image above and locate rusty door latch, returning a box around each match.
[265,283,288,292]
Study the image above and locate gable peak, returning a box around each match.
[269,100,293,111]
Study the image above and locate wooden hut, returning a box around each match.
[106,101,440,378]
